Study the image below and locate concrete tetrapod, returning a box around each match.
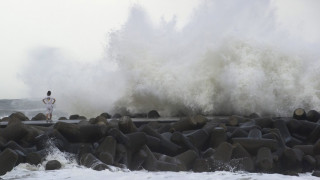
[0,148,18,175]
[232,128,278,155]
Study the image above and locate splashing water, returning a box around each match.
[21,0,320,117]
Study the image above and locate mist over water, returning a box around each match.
[22,0,320,117]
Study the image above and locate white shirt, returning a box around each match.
[43,96,55,107]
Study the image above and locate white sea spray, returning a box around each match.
[20,0,320,117]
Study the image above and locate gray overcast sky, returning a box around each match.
[0,0,199,98]
[0,0,319,99]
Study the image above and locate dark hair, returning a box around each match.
[47,91,51,96]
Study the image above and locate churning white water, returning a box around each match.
[21,0,320,117]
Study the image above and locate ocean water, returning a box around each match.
[0,99,67,120]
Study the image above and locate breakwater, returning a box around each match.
[1,110,320,177]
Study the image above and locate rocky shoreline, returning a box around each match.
[1,109,320,177]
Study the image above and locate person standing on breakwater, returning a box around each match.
[42,91,56,122]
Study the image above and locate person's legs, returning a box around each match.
[46,107,50,122]
[48,107,53,122]
[46,106,53,122]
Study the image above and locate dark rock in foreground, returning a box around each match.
[46,160,62,170]
[32,113,46,121]
[1,109,320,176]
[0,148,18,175]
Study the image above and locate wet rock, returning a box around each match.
[147,110,160,118]
[293,145,314,156]
[54,122,107,143]
[2,111,320,174]
[132,113,148,118]
[232,129,278,155]
[185,129,209,150]
[32,113,46,120]
[79,124,107,142]
[170,115,207,132]
[282,147,304,169]
[107,128,130,147]
[314,155,320,168]
[0,148,18,175]
[293,108,307,120]
[157,153,181,166]
[248,113,260,119]
[53,122,81,142]
[78,116,87,120]
[118,116,138,134]
[314,139,320,155]
[114,144,128,167]
[202,148,215,158]
[90,116,108,125]
[78,119,90,126]
[141,145,158,171]
[193,158,210,172]
[67,143,94,156]
[273,119,293,146]
[312,170,320,177]
[129,148,147,170]
[213,142,233,163]
[209,127,227,148]
[125,132,147,153]
[302,155,316,171]
[69,114,80,120]
[254,117,273,128]
[100,112,112,119]
[145,135,161,151]
[14,149,26,166]
[248,128,262,139]
[256,147,273,171]
[171,131,198,153]
[4,141,28,154]
[20,125,44,146]
[98,152,114,165]
[80,153,110,171]
[139,125,181,156]
[230,128,249,138]
[175,150,198,170]
[228,115,251,126]
[0,137,6,149]
[45,160,62,170]
[9,112,29,121]
[96,136,116,159]
[1,119,28,142]
[309,124,320,143]
[154,160,181,172]
[232,143,251,159]
[45,129,69,151]
[306,110,320,122]
[26,150,47,165]
[230,157,255,172]
[1,117,11,122]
